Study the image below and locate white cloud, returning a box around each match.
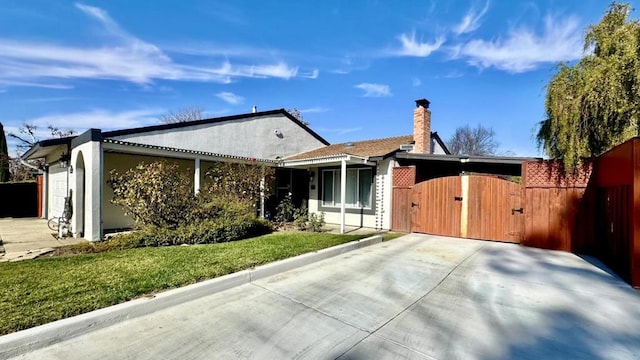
[216,91,244,105]
[26,108,163,131]
[394,31,445,57]
[355,83,392,97]
[299,107,329,114]
[412,78,422,87]
[0,4,305,88]
[302,69,319,79]
[453,1,490,35]
[456,15,583,73]
[314,127,362,136]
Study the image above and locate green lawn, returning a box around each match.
[0,232,400,336]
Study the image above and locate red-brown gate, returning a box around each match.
[411,175,524,243]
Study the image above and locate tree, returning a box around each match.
[7,123,74,181]
[8,123,74,153]
[0,123,10,182]
[536,2,640,170]
[447,124,499,156]
[286,108,310,126]
[159,107,203,124]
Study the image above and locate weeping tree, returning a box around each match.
[537,2,640,171]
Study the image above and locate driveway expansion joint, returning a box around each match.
[334,243,487,359]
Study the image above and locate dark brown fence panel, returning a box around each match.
[412,176,461,237]
[592,138,639,286]
[0,182,38,218]
[466,176,523,243]
[523,161,592,252]
[391,166,415,232]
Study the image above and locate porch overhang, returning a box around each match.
[102,139,277,165]
[21,138,72,161]
[279,154,376,168]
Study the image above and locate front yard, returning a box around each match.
[0,232,398,336]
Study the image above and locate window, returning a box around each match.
[322,168,373,208]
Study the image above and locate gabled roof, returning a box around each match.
[21,109,330,160]
[285,135,413,161]
[103,109,329,146]
[285,132,449,161]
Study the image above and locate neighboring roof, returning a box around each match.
[103,139,277,164]
[285,132,449,161]
[21,136,73,160]
[103,109,330,146]
[285,135,414,161]
[432,132,450,154]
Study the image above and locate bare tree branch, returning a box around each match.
[159,107,204,124]
[447,124,499,156]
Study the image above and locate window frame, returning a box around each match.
[318,166,376,215]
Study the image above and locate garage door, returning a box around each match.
[48,166,68,219]
[411,175,524,243]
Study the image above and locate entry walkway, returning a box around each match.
[0,218,85,262]
[7,234,640,359]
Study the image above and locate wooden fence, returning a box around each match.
[523,138,640,287]
[391,166,415,233]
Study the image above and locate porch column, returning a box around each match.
[259,177,265,218]
[194,158,201,195]
[340,159,346,234]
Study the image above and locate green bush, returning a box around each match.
[108,161,195,229]
[308,212,325,232]
[106,216,273,249]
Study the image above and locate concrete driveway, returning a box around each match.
[10,234,640,359]
[0,218,85,261]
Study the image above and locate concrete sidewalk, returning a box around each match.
[6,234,639,359]
[0,218,85,262]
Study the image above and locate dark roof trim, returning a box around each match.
[102,109,330,146]
[71,129,102,148]
[21,137,73,160]
[395,152,540,165]
[431,132,450,155]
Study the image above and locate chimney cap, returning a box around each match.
[415,99,430,109]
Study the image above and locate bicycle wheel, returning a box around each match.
[48,218,60,231]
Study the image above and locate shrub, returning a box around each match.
[105,216,273,249]
[275,193,297,223]
[308,212,325,232]
[203,162,274,208]
[108,161,195,229]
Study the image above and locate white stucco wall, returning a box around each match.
[110,114,326,160]
[70,141,102,241]
[307,159,394,230]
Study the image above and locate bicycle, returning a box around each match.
[48,193,73,236]
[47,215,70,232]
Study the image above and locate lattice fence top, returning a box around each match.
[393,166,416,187]
[525,160,593,188]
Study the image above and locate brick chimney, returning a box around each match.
[413,98,431,154]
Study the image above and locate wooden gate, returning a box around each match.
[411,175,524,243]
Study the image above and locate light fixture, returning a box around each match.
[59,154,70,169]
[308,170,315,183]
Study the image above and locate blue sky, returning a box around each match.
[0,0,635,156]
